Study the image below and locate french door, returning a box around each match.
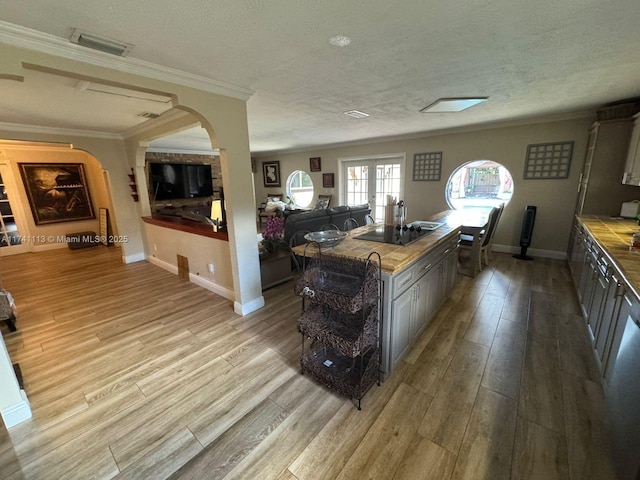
[341,154,405,222]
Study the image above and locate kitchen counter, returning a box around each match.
[577,215,640,299]
[293,209,466,275]
[294,209,475,376]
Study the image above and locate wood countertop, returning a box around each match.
[577,215,640,299]
[293,210,472,275]
[142,215,229,241]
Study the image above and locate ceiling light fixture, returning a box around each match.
[69,28,133,57]
[344,110,369,119]
[329,35,351,47]
[420,97,488,113]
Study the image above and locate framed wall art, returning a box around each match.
[322,173,335,188]
[19,163,95,225]
[310,157,321,172]
[262,161,281,187]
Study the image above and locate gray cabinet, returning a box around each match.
[622,113,640,186]
[387,236,458,372]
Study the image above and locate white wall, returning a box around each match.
[255,116,597,255]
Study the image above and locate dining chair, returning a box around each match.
[343,217,359,231]
[289,229,310,273]
[319,223,339,231]
[459,205,502,272]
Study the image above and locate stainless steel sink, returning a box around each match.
[410,221,444,231]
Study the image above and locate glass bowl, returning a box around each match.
[304,230,348,248]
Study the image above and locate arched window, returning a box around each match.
[286,170,314,208]
[446,160,514,210]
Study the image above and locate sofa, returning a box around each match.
[283,203,371,245]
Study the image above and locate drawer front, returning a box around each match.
[392,265,416,298]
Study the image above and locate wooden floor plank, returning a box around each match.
[511,416,570,480]
[418,340,490,454]
[450,387,518,480]
[0,249,618,480]
[335,382,432,480]
[481,317,527,400]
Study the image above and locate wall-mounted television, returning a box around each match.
[150,163,214,201]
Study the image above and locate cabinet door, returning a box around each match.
[412,269,436,338]
[586,264,610,342]
[579,249,598,318]
[595,273,624,369]
[390,286,414,370]
[603,291,639,382]
[622,115,640,186]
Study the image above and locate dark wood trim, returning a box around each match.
[142,215,229,241]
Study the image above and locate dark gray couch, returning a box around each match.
[283,203,371,245]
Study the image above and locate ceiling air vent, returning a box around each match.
[344,110,370,119]
[138,112,161,119]
[70,29,133,57]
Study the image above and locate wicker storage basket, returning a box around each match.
[301,340,379,401]
[298,303,378,357]
[294,254,379,313]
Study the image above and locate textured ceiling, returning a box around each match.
[1,0,640,154]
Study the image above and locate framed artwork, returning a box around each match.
[19,163,95,225]
[262,161,281,187]
[310,157,322,172]
[322,173,335,188]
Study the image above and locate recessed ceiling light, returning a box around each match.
[420,97,488,113]
[344,110,369,119]
[329,35,351,47]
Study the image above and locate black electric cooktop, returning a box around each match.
[354,221,444,246]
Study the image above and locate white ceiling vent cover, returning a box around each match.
[344,110,370,119]
[70,29,133,57]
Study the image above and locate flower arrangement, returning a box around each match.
[261,216,287,253]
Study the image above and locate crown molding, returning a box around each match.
[0,121,122,140]
[0,21,254,101]
[146,147,219,156]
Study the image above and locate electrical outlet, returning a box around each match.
[208,263,214,273]
[154,244,158,252]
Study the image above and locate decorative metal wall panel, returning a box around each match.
[524,141,573,179]
[413,152,442,181]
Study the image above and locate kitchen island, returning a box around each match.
[293,209,467,377]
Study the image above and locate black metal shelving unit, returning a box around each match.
[295,246,382,409]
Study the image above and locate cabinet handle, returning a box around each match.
[423,263,432,270]
[615,283,625,297]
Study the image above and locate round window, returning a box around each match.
[446,160,514,210]
[286,170,314,208]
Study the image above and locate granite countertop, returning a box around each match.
[577,215,640,299]
[293,210,470,275]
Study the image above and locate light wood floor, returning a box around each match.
[0,246,617,479]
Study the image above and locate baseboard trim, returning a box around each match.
[123,252,146,264]
[189,272,234,301]
[146,255,234,301]
[234,296,265,316]
[1,389,32,428]
[492,244,567,260]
